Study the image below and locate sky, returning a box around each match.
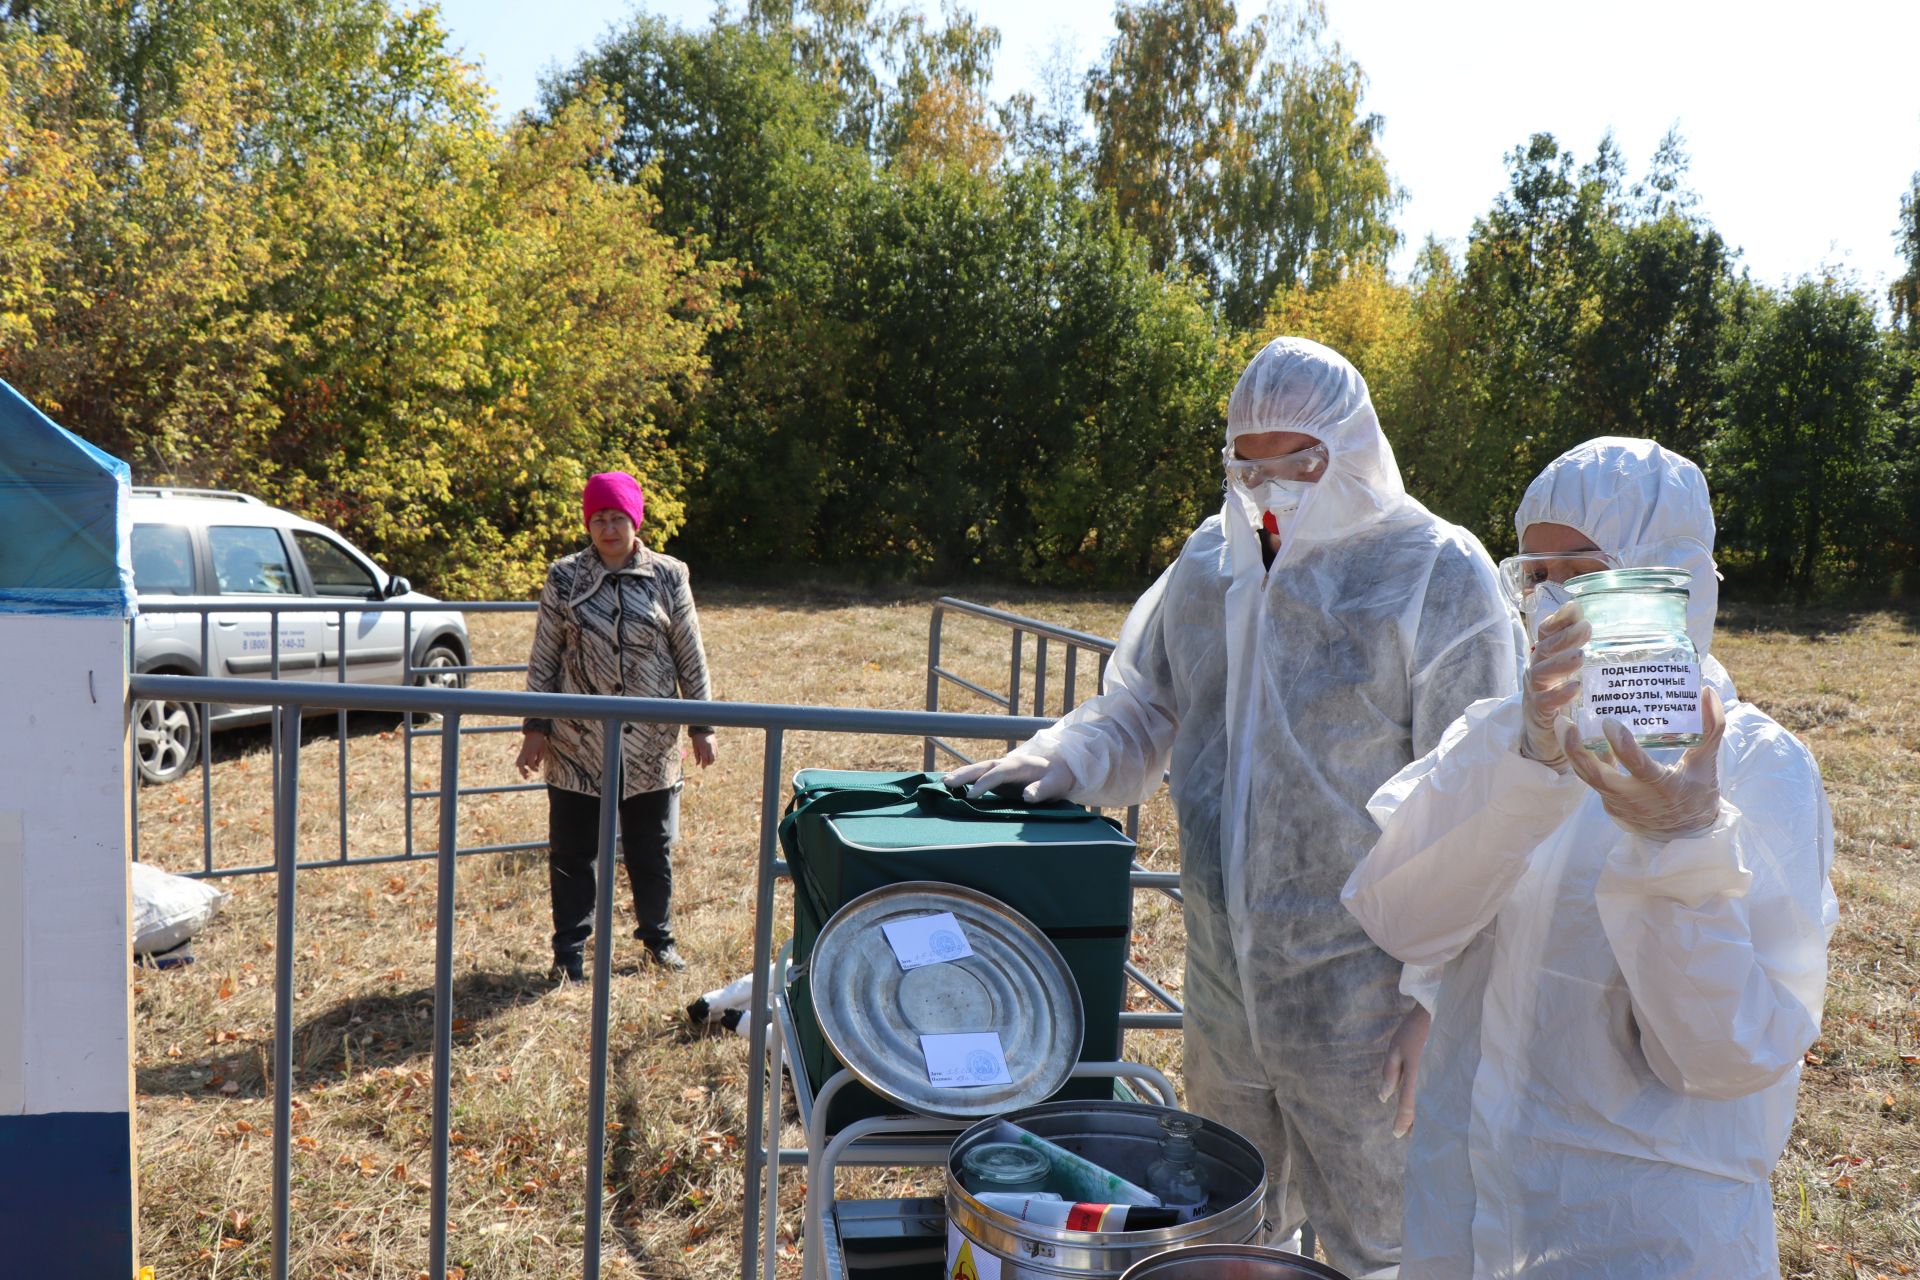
[434,0,1920,296]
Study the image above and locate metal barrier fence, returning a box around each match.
[923,596,1129,827]
[922,597,1185,1024]
[127,597,1194,1277]
[128,670,1074,1280]
[130,600,538,876]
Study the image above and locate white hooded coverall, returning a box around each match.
[1024,339,1518,1275]
[1342,437,1837,1278]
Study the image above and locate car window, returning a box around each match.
[131,524,195,595]
[208,525,298,595]
[293,531,379,598]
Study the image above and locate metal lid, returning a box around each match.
[808,881,1085,1120]
[1118,1245,1353,1280]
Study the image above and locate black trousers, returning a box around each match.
[546,783,679,960]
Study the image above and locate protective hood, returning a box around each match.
[1516,437,1720,656]
[1223,337,1409,551]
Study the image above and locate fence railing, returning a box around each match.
[921,597,1184,1031]
[130,600,538,877]
[128,670,1072,1280]
[128,597,1199,1277]
[923,596,1116,770]
[923,596,1161,852]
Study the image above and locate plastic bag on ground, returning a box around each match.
[130,861,228,956]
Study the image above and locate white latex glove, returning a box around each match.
[1521,601,1591,772]
[1564,686,1727,841]
[941,752,1075,803]
[1379,1004,1430,1139]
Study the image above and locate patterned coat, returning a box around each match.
[524,545,713,798]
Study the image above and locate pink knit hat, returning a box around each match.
[582,471,645,530]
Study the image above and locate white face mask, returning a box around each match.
[1243,477,1312,518]
[1524,580,1572,644]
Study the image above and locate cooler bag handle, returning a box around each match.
[910,783,1117,826]
[784,772,947,819]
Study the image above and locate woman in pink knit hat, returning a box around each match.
[515,471,715,979]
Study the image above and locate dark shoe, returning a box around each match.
[645,943,688,972]
[550,954,585,984]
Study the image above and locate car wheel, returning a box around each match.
[135,695,199,786]
[410,642,465,723]
[413,643,466,691]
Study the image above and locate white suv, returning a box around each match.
[131,487,470,784]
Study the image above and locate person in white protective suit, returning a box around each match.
[947,338,1519,1276]
[1342,437,1837,1279]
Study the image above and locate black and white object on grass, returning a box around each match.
[686,972,754,1026]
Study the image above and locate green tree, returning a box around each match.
[1422,132,1733,544]
[3,0,731,594]
[741,0,999,160]
[1892,169,1920,345]
[0,29,293,484]
[1711,278,1896,591]
[1086,0,1398,324]
[0,28,105,353]
[1883,169,1919,583]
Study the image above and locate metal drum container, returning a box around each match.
[946,1100,1267,1279]
[1118,1244,1351,1279]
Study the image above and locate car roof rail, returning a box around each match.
[132,485,265,505]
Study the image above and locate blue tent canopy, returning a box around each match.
[0,379,134,616]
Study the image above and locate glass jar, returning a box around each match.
[1145,1113,1208,1213]
[960,1142,1052,1196]
[1563,567,1703,752]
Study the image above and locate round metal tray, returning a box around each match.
[808,880,1085,1120]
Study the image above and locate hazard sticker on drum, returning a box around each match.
[947,1221,1002,1280]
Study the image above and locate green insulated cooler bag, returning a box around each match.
[779,769,1136,1133]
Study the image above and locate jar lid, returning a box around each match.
[1564,566,1692,595]
[808,881,1085,1120]
[960,1142,1051,1184]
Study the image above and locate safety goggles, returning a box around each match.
[1496,550,1620,606]
[1220,442,1330,489]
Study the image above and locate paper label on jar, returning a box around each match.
[1577,658,1702,741]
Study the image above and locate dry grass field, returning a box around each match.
[130,589,1919,1278]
